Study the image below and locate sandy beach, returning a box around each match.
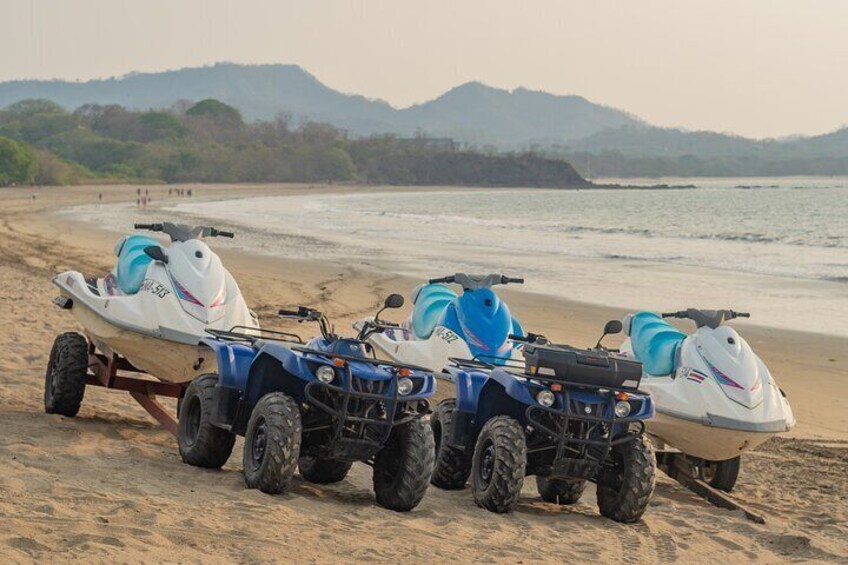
[0,183,846,563]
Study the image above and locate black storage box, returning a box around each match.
[522,344,643,390]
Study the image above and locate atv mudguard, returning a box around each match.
[198,337,256,390]
[446,366,539,449]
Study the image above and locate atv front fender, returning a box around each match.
[198,337,256,390]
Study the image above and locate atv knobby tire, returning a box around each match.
[700,456,741,493]
[243,392,302,494]
[597,433,655,523]
[44,332,88,417]
[372,417,435,512]
[299,456,352,484]
[178,375,235,468]
[471,415,527,513]
[431,399,472,490]
[536,476,587,505]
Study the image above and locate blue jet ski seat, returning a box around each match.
[409,283,457,340]
[628,311,686,376]
[113,235,159,294]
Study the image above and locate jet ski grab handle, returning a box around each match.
[134,223,235,241]
[427,273,524,291]
[662,308,750,329]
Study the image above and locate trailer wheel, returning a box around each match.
[298,456,352,484]
[373,417,435,512]
[700,456,741,492]
[597,433,655,523]
[536,476,586,505]
[44,332,89,417]
[178,375,235,468]
[431,399,472,490]
[243,392,302,494]
[471,415,527,513]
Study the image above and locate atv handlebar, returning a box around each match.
[509,332,546,344]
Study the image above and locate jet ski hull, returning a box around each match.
[65,291,217,383]
[648,410,783,462]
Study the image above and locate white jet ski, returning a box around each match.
[620,308,795,491]
[53,222,257,383]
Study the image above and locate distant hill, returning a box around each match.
[0,63,641,145]
[1,62,846,176]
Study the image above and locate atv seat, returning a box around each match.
[628,312,686,376]
[409,283,457,340]
[114,235,159,295]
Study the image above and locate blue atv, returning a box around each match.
[431,321,656,522]
[176,294,436,512]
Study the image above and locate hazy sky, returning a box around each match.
[4,0,847,138]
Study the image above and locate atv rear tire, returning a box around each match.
[299,456,352,484]
[536,476,586,505]
[700,456,741,493]
[243,392,302,494]
[597,433,655,523]
[471,416,527,513]
[44,332,88,417]
[431,399,472,490]
[178,375,235,468]
[372,417,435,512]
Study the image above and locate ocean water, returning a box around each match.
[66,177,848,336]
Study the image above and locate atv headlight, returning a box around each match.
[614,400,631,418]
[397,377,414,396]
[316,365,336,385]
[537,390,555,407]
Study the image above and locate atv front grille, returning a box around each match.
[303,371,428,461]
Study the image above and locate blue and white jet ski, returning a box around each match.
[354,273,525,372]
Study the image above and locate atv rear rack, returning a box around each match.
[206,326,303,344]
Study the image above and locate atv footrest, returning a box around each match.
[550,457,599,480]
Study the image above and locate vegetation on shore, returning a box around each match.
[0,98,587,188]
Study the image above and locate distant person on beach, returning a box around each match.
[168,188,172,196]
[98,192,102,201]
[31,193,36,201]
[136,188,140,196]
[188,189,192,197]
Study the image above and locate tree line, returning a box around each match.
[0,98,587,187]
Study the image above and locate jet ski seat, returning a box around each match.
[113,235,160,295]
[628,312,686,376]
[409,283,457,340]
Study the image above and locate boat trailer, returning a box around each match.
[85,340,184,436]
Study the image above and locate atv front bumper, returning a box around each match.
[526,388,647,480]
[304,371,430,461]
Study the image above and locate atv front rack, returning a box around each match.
[292,347,430,373]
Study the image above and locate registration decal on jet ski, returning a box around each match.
[140,279,172,299]
[434,327,460,344]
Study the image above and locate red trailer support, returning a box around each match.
[85,341,185,436]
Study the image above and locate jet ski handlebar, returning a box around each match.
[662,309,751,328]
[133,222,235,240]
[428,273,524,290]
